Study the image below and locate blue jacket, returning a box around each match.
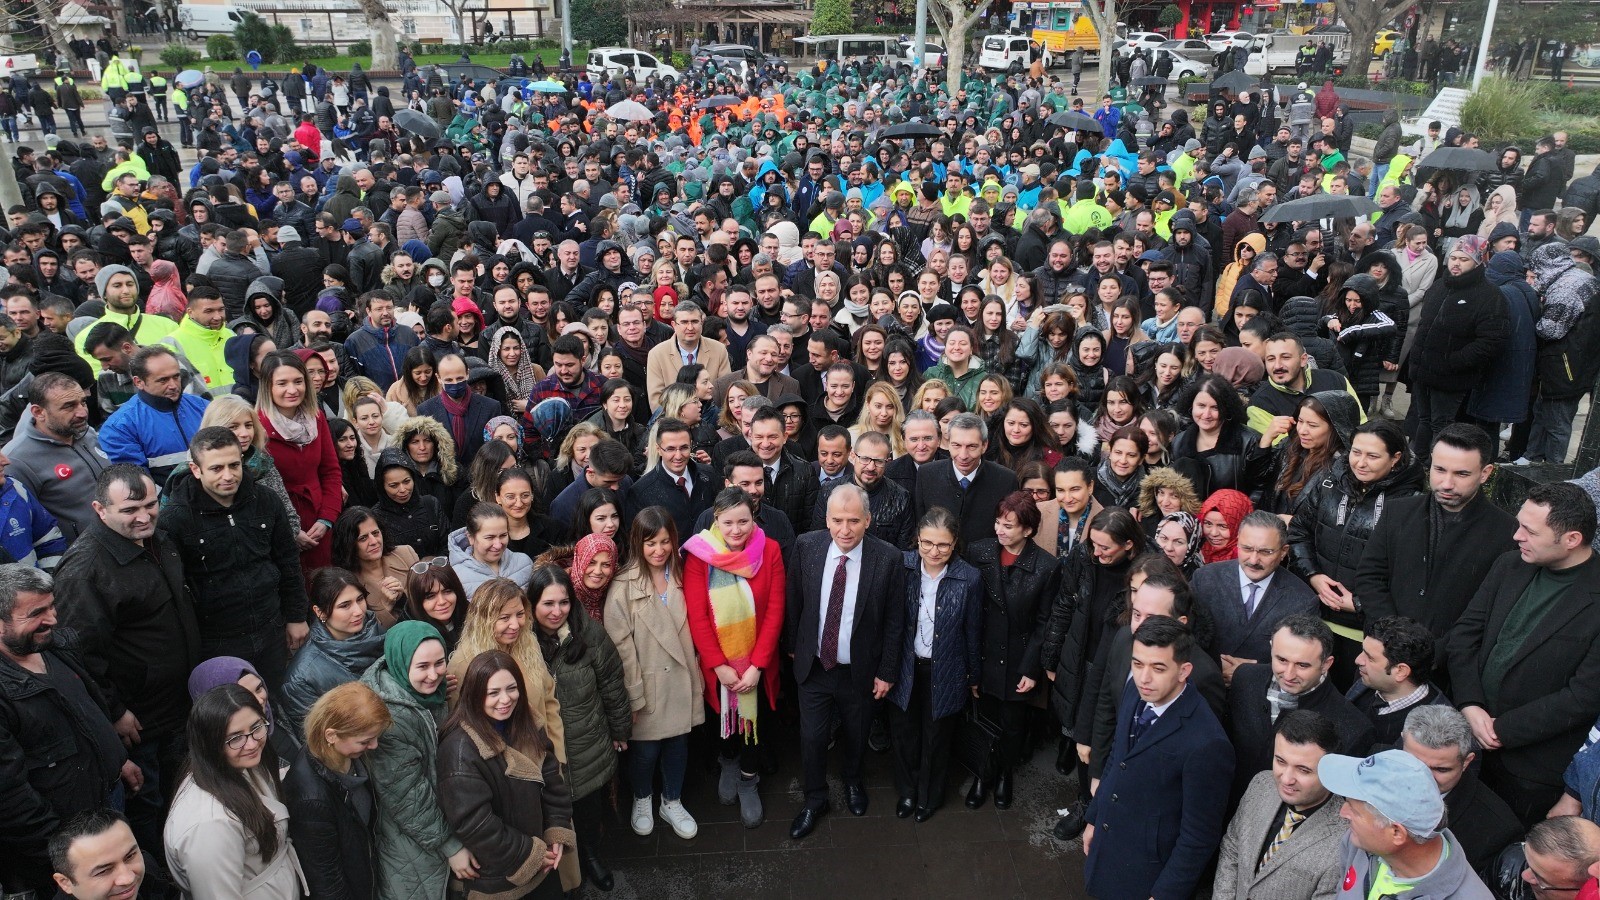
[0,476,67,570]
[888,551,982,720]
[343,322,419,391]
[1085,679,1234,900]
[98,391,209,484]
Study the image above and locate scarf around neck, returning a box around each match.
[266,404,318,447]
[683,523,767,741]
[439,389,471,451]
[568,533,617,623]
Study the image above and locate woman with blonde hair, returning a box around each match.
[912,379,951,415]
[284,681,392,900]
[201,394,301,535]
[851,382,908,456]
[551,421,605,501]
[341,375,409,432]
[447,577,566,763]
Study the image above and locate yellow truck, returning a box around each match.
[1028,3,1102,54]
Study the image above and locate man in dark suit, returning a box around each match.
[786,484,906,839]
[748,406,818,537]
[1191,511,1318,683]
[885,411,947,497]
[913,412,1018,550]
[1447,482,1600,826]
[623,418,722,541]
[693,450,795,550]
[1356,424,1516,663]
[813,431,915,551]
[1400,705,1525,874]
[1227,614,1376,801]
[711,334,799,402]
[1083,617,1234,900]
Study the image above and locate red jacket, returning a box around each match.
[293,121,323,161]
[260,410,342,569]
[683,537,786,712]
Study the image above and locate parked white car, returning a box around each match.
[1119,32,1166,57]
[586,48,679,82]
[1205,30,1255,52]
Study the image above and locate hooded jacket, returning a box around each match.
[323,175,362,224]
[1372,108,1402,164]
[446,524,534,599]
[1476,146,1525,197]
[1531,241,1600,401]
[1470,250,1541,423]
[467,181,521,233]
[370,448,446,558]
[242,275,301,350]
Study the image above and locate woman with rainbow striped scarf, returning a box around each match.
[683,487,787,829]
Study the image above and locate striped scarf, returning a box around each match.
[683,524,766,742]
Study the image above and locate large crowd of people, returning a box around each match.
[5,41,1600,900]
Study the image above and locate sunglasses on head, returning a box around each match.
[410,556,449,575]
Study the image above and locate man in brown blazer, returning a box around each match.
[646,301,731,409]
[1215,709,1349,900]
[711,334,799,402]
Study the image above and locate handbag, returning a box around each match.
[954,700,1003,776]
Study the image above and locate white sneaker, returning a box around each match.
[659,798,698,839]
[630,797,653,836]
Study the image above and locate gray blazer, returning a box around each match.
[1192,561,1319,663]
[1214,769,1348,900]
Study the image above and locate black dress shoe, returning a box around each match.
[965,776,989,809]
[1052,807,1088,841]
[895,797,915,818]
[994,768,1014,810]
[1056,740,1077,777]
[790,804,827,839]
[846,784,869,816]
[913,805,937,823]
[580,852,614,892]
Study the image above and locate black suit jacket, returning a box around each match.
[885,448,948,497]
[1192,561,1319,664]
[624,462,723,542]
[786,531,906,693]
[1448,552,1600,786]
[913,460,1018,549]
[1088,624,1228,778]
[1226,662,1376,800]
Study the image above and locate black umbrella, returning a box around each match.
[1211,70,1257,94]
[1417,146,1501,173]
[1133,76,1170,86]
[393,108,442,140]
[1047,110,1106,134]
[881,121,942,139]
[695,95,742,109]
[1260,193,1380,224]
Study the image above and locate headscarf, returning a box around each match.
[188,656,276,732]
[1451,234,1488,267]
[145,260,188,319]
[1198,489,1254,564]
[568,533,617,623]
[487,325,537,400]
[1159,511,1203,571]
[482,414,523,450]
[1212,347,1266,393]
[381,620,446,708]
[683,522,769,741]
[1476,184,1519,238]
[1443,185,1480,231]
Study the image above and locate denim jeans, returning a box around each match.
[0,115,16,141]
[628,733,689,801]
[1526,397,1582,462]
[1370,162,1390,197]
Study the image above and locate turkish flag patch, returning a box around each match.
[54,463,72,480]
[1342,865,1357,892]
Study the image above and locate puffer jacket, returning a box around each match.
[427,208,468,259]
[446,525,534,598]
[1409,264,1510,390]
[1041,549,1129,738]
[1531,242,1600,401]
[1280,295,1346,376]
[361,659,460,900]
[207,251,265,320]
[344,321,420,391]
[1372,109,1401,164]
[1322,275,1398,398]
[539,610,630,801]
[1471,250,1542,422]
[371,449,447,558]
[278,615,385,741]
[1202,105,1232,157]
[1288,454,1425,632]
[888,551,982,719]
[967,538,1061,700]
[1476,146,1524,197]
[283,743,379,900]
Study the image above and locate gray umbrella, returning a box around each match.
[394,108,442,140]
[1260,193,1380,224]
[606,100,655,122]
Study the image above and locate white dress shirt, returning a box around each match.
[914,564,947,659]
[662,463,693,495]
[821,541,864,665]
[1237,567,1276,618]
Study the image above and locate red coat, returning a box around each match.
[683,537,786,712]
[293,121,323,160]
[260,410,343,570]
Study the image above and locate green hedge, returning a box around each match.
[160,45,201,68]
[206,35,238,61]
[346,40,372,57]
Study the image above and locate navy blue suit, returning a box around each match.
[1085,678,1234,900]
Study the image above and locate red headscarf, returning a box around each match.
[568,533,617,623]
[1198,489,1254,564]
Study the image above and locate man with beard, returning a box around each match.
[2,374,106,542]
[0,565,137,900]
[811,430,913,548]
[719,285,766,370]
[1246,334,1356,444]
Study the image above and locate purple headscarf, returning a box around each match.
[187,656,275,730]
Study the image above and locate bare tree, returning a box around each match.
[926,0,1000,92]
[437,0,484,43]
[1333,0,1410,78]
[353,0,399,71]
[0,0,76,66]
[1078,0,1118,100]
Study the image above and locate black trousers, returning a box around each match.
[890,659,959,808]
[571,792,605,864]
[980,693,1031,770]
[798,661,873,808]
[719,697,764,774]
[201,625,289,694]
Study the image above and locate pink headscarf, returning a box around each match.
[569,533,618,623]
[145,260,187,320]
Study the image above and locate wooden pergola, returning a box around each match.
[626,1,814,55]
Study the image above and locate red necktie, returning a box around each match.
[676,475,688,496]
[820,555,847,670]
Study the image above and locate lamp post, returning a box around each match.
[1471,0,1498,89]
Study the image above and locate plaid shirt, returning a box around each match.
[526,370,606,424]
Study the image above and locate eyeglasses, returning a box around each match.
[781,411,804,422]
[918,539,954,553]
[410,556,449,575]
[854,453,889,469]
[1523,863,1585,892]
[1025,487,1053,498]
[224,719,268,751]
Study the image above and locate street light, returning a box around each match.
[1471,0,1498,88]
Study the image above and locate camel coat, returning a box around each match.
[1033,497,1103,557]
[603,563,706,742]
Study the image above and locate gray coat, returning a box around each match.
[1215,769,1347,900]
[2,420,109,542]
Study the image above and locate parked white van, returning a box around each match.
[586,48,680,81]
[181,5,247,35]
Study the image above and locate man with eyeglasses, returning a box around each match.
[1511,817,1600,899]
[811,430,914,551]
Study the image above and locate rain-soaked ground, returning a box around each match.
[589,714,1088,900]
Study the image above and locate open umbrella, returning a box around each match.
[1416,146,1501,173]
[528,80,567,93]
[174,69,204,90]
[1047,110,1106,135]
[1260,193,1380,224]
[696,95,742,109]
[605,100,655,122]
[881,121,942,139]
[393,108,443,140]
[1211,70,1257,94]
